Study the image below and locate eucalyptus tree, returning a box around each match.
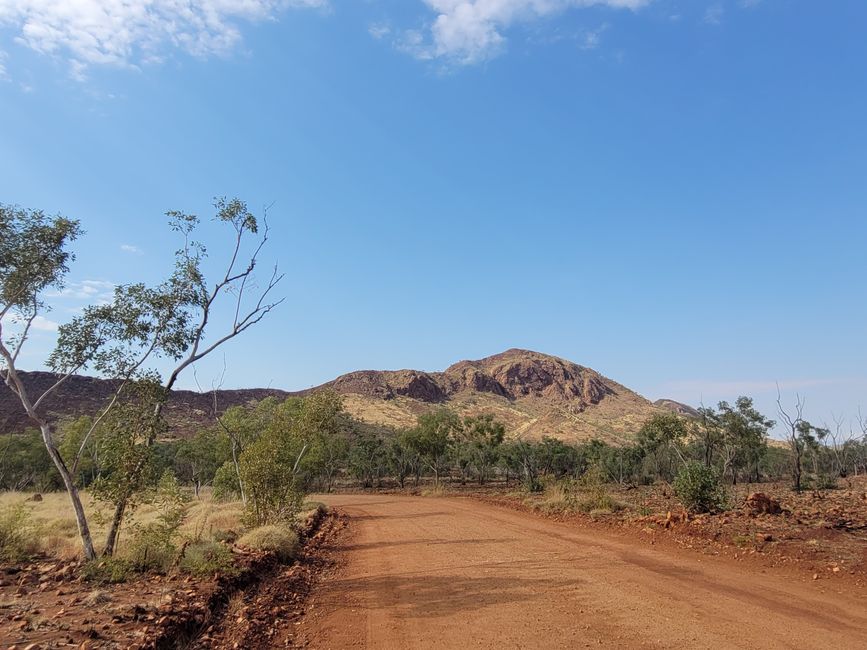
[0,204,95,556]
[717,397,774,484]
[459,414,505,485]
[0,199,283,559]
[413,409,460,487]
[777,391,828,491]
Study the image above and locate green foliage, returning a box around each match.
[348,433,387,488]
[0,502,37,562]
[537,437,581,478]
[0,203,81,312]
[58,416,101,487]
[0,429,59,491]
[236,391,348,523]
[413,409,460,485]
[82,557,133,584]
[389,430,421,488]
[178,541,237,577]
[500,439,543,492]
[212,460,243,501]
[673,463,729,514]
[125,471,188,572]
[237,526,299,563]
[456,414,505,485]
[572,465,621,513]
[174,428,222,492]
[636,413,688,482]
[716,397,774,484]
[90,379,168,517]
[239,406,306,526]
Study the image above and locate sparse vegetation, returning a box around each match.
[178,540,237,577]
[0,502,37,562]
[673,463,729,514]
[237,525,300,562]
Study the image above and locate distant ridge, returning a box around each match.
[2,350,666,442]
[654,398,701,418]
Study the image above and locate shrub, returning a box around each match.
[82,557,133,584]
[212,461,242,501]
[0,503,38,562]
[237,525,299,562]
[572,466,624,514]
[812,474,838,491]
[673,463,728,514]
[125,471,189,572]
[178,540,237,577]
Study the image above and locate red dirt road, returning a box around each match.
[298,495,867,649]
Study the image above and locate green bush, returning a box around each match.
[82,557,133,584]
[178,540,237,577]
[212,461,242,501]
[572,466,624,514]
[126,523,178,572]
[237,525,299,562]
[125,471,189,572]
[0,503,37,562]
[673,463,728,514]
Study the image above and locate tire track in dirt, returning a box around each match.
[296,495,867,649]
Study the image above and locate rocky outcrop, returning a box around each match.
[654,399,701,418]
[2,349,662,441]
[745,493,783,516]
[1,371,290,436]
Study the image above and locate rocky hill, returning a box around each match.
[654,399,701,418]
[324,349,661,443]
[0,371,291,437]
[2,350,680,442]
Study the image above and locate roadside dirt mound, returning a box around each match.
[0,510,344,649]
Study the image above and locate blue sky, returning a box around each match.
[1,1,866,432]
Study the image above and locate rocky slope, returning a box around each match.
[320,349,661,442]
[654,398,701,418]
[0,371,290,437]
[2,350,675,442]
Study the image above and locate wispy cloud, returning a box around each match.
[0,49,8,80]
[120,243,143,255]
[29,314,59,332]
[580,24,608,51]
[46,279,115,303]
[392,0,651,65]
[0,0,327,79]
[704,3,724,25]
[368,23,392,40]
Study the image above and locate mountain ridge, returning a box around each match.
[1,349,682,442]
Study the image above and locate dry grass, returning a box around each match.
[0,490,247,562]
[340,389,661,446]
[1,489,324,565]
[420,484,449,497]
[237,525,299,562]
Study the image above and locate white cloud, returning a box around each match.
[46,279,115,302]
[0,49,8,79]
[0,0,326,79]
[704,3,724,25]
[580,23,607,50]
[120,243,143,255]
[401,0,651,65]
[29,314,59,331]
[368,23,391,40]
[0,312,58,335]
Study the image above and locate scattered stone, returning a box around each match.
[745,493,782,516]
